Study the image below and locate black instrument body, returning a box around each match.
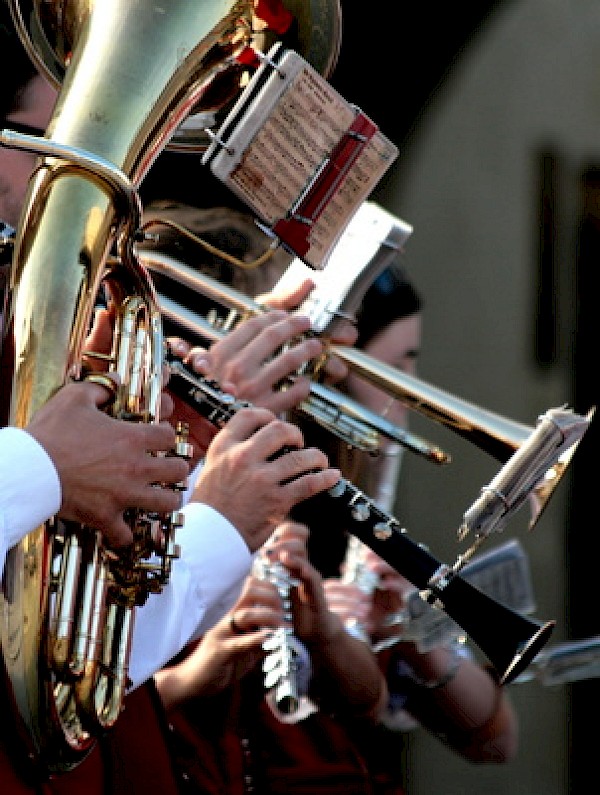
[167,359,555,684]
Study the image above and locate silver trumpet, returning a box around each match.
[252,556,309,719]
[140,252,450,464]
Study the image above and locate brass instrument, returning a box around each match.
[326,345,591,530]
[457,406,592,548]
[1,0,342,774]
[143,250,449,463]
[138,252,588,529]
[11,1,342,156]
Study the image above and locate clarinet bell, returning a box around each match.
[496,617,556,685]
[429,573,556,685]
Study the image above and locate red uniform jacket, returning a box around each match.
[0,676,181,795]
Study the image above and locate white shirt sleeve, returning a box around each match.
[127,501,252,689]
[0,427,61,579]
[1,428,251,690]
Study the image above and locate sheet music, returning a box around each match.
[203,44,398,269]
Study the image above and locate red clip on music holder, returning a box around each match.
[201,43,398,270]
[271,113,378,258]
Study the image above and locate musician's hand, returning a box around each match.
[269,524,388,721]
[256,277,314,311]
[85,304,175,420]
[357,548,413,643]
[258,278,359,387]
[173,311,323,415]
[155,574,285,709]
[162,339,222,467]
[323,579,372,631]
[191,408,340,552]
[320,311,359,384]
[266,522,344,645]
[26,381,190,548]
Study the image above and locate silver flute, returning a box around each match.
[253,556,309,719]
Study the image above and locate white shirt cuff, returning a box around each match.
[128,502,251,688]
[0,427,61,577]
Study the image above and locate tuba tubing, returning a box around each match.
[1,0,280,774]
[166,360,556,685]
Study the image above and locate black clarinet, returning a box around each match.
[167,356,555,685]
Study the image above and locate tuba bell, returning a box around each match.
[0,0,342,774]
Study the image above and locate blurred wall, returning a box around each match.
[332,1,600,793]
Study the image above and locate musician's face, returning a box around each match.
[0,75,56,227]
[345,312,422,429]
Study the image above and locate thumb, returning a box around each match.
[82,373,120,409]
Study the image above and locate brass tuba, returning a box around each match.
[0,0,342,774]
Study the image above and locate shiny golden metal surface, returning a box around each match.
[142,249,450,462]
[10,0,342,153]
[1,0,276,773]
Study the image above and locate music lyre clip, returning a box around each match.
[201,42,398,270]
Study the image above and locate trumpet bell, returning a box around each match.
[527,406,595,528]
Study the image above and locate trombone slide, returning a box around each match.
[163,302,448,462]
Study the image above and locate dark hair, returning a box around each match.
[355,261,423,348]
[0,5,38,119]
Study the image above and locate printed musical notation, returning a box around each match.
[202,44,398,269]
